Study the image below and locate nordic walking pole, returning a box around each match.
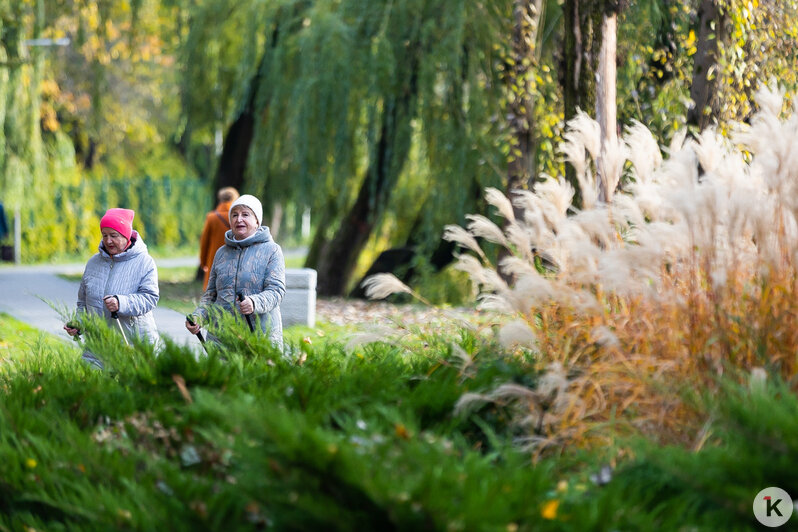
[111,311,129,346]
[104,296,129,346]
[237,292,255,333]
[185,314,208,354]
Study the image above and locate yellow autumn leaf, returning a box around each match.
[87,11,99,31]
[541,499,559,520]
[394,423,410,439]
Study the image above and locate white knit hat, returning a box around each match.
[229,194,263,227]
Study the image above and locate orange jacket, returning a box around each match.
[199,201,233,289]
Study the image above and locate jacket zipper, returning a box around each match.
[233,246,244,298]
[105,255,115,316]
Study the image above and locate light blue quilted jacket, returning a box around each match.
[77,231,160,344]
[195,226,286,347]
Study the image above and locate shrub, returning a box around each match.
[20,175,209,262]
[0,315,561,530]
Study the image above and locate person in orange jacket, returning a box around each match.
[199,187,239,289]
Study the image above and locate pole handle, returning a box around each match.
[237,292,256,332]
[186,314,205,343]
[103,296,119,319]
[103,296,129,346]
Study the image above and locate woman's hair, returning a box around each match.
[218,187,240,203]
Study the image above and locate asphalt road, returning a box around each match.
[0,257,201,348]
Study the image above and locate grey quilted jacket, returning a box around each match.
[195,226,285,347]
[77,231,160,344]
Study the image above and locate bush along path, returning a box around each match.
[1,310,794,530]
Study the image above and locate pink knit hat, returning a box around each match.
[100,208,135,242]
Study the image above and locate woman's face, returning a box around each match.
[230,206,259,239]
[101,228,128,256]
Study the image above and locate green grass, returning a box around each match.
[0,313,80,370]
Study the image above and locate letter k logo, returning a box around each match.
[754,487,792,526]
[764,496,783,517]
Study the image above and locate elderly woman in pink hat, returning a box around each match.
[64,208,160,366]
[186,194,285,348]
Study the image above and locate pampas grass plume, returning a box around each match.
[361,273,412,300]
[485,187,516,222]
[466,214,510,247]
[443,224,488,261]
[498,319,538,349]
[624,120,662,183]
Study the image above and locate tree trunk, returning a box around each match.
[213,108,255,195]
[506,0,544,193]
[348,177,483,299]
[315,91,416,296]
[562,0,582,124]
[562,0,597,208]
[687,0,722,131]
[212,12,290,199]
[499,0,545,281]
[175,3,193,159]
[304,199,335,270]
[595,12,617,203]
[269,202,283,239]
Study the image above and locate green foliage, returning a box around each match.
[0,312,79,372]
[18,174,208,262]
[412,262,475,307]
[4,0,798,302]
[0,1,48,216]
[3,309,798,529]
[617,1,694,143]
[553,376,798,530]
[0,0,210,263]
[0,312,561,531]
[179,0,512,258]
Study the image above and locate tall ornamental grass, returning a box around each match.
[365,84,798,455]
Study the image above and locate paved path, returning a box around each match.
[0,257,202,348]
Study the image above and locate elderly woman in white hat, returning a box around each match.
[186,194,286,348]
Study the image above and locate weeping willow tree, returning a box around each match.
[184,0,798,297]
[0,0,48,259]
[179,0,514,296]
